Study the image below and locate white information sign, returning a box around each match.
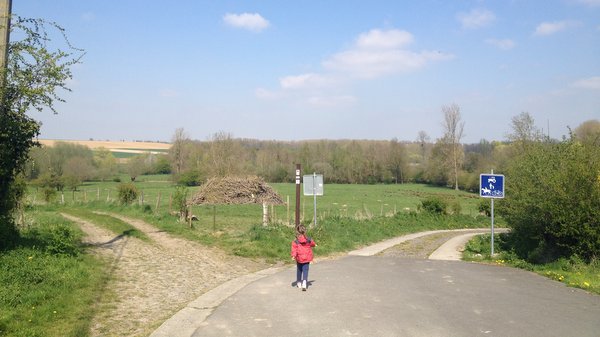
[303,174,324,196]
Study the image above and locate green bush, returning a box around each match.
[176,170,202,186]
[478,199,491,216]
[117,182,138,205]
[498,139,600,262]
[420,196,447,214]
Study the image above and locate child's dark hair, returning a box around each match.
[296,225,306,236]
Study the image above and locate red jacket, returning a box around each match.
[291,235,316,263]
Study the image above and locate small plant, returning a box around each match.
[450,199,462,215]
[420,196,447,215]
[172,186,190,223]
[42,187,57,203]
[117,182,138,205]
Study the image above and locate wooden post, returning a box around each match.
[188,205,192,228]
[97,187,100,201]
[262,202,268,227]
[169,193,172,213]
[155,191,161,212]
[106,189,110,202]
[83,190,87,202]
[213,205,216,231]
[0,0,11,90]
[287,195,290,226]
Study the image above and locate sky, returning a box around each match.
[13,0,600,144]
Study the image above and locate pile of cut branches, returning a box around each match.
[189,176,285,205]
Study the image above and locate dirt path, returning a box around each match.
[61,213,268,337]
[378,231,477,259]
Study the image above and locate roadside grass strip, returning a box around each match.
[463,234,600,296]
[61,208,150,242]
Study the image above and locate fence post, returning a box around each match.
[155,191,161,212]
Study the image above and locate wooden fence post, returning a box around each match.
[155,191,161,212]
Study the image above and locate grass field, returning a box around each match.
[26,174,485,226]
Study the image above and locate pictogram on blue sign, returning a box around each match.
[480,174,505,198]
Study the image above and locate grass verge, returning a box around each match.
[463,233,600,295]
[0,211,107,337]
[61,207,150,242]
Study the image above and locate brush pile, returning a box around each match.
[189,176,285,205]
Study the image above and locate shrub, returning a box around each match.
[172,186,189,222]
[43,224,80,256]
[117,182,138,205]
[420,197,447,215]
[176,170,202,186]
[478,199,491,216]
[498,139,600,262]
[450,199,462,215]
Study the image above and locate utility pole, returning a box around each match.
[0,0,11,91]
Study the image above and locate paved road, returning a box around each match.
[191,257,599,337]
[152,230,600,337]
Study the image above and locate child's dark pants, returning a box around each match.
[296,262,310,283]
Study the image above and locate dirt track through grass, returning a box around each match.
[62,213,268,337]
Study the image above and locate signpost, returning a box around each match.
[295,164,301,229]
[480,171,505,255]
[303,173,324,226]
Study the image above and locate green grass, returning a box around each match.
[0,211,107,337]
[463,234,600,295]
[27,175,484,218]
[60,208,150,242]
[25,175,495,263]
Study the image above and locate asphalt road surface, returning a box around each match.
[191,256,600,337]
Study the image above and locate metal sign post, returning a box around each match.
[480,170,505,256]
[303,173,324,226]
[295,164,301,229]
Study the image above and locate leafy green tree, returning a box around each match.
[94,147,118,181]
[499,139,600,262]
[0,17,82,246]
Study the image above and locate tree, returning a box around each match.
[0,17,82,246]
[440,104,465,190]
[207,131,242,177]
[63,156,94,190]
[127,154,149,182]
[387,138,406,184]
[506,112,542,147]
[170,128,189,175]
[573,119,600,145]
[416,130,430,163]
[94,147,118,181]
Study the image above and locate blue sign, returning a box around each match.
[480,174,505,198]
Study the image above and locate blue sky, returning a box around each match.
[14,0,600,143]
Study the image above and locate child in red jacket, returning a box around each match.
[291,225,316,291]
